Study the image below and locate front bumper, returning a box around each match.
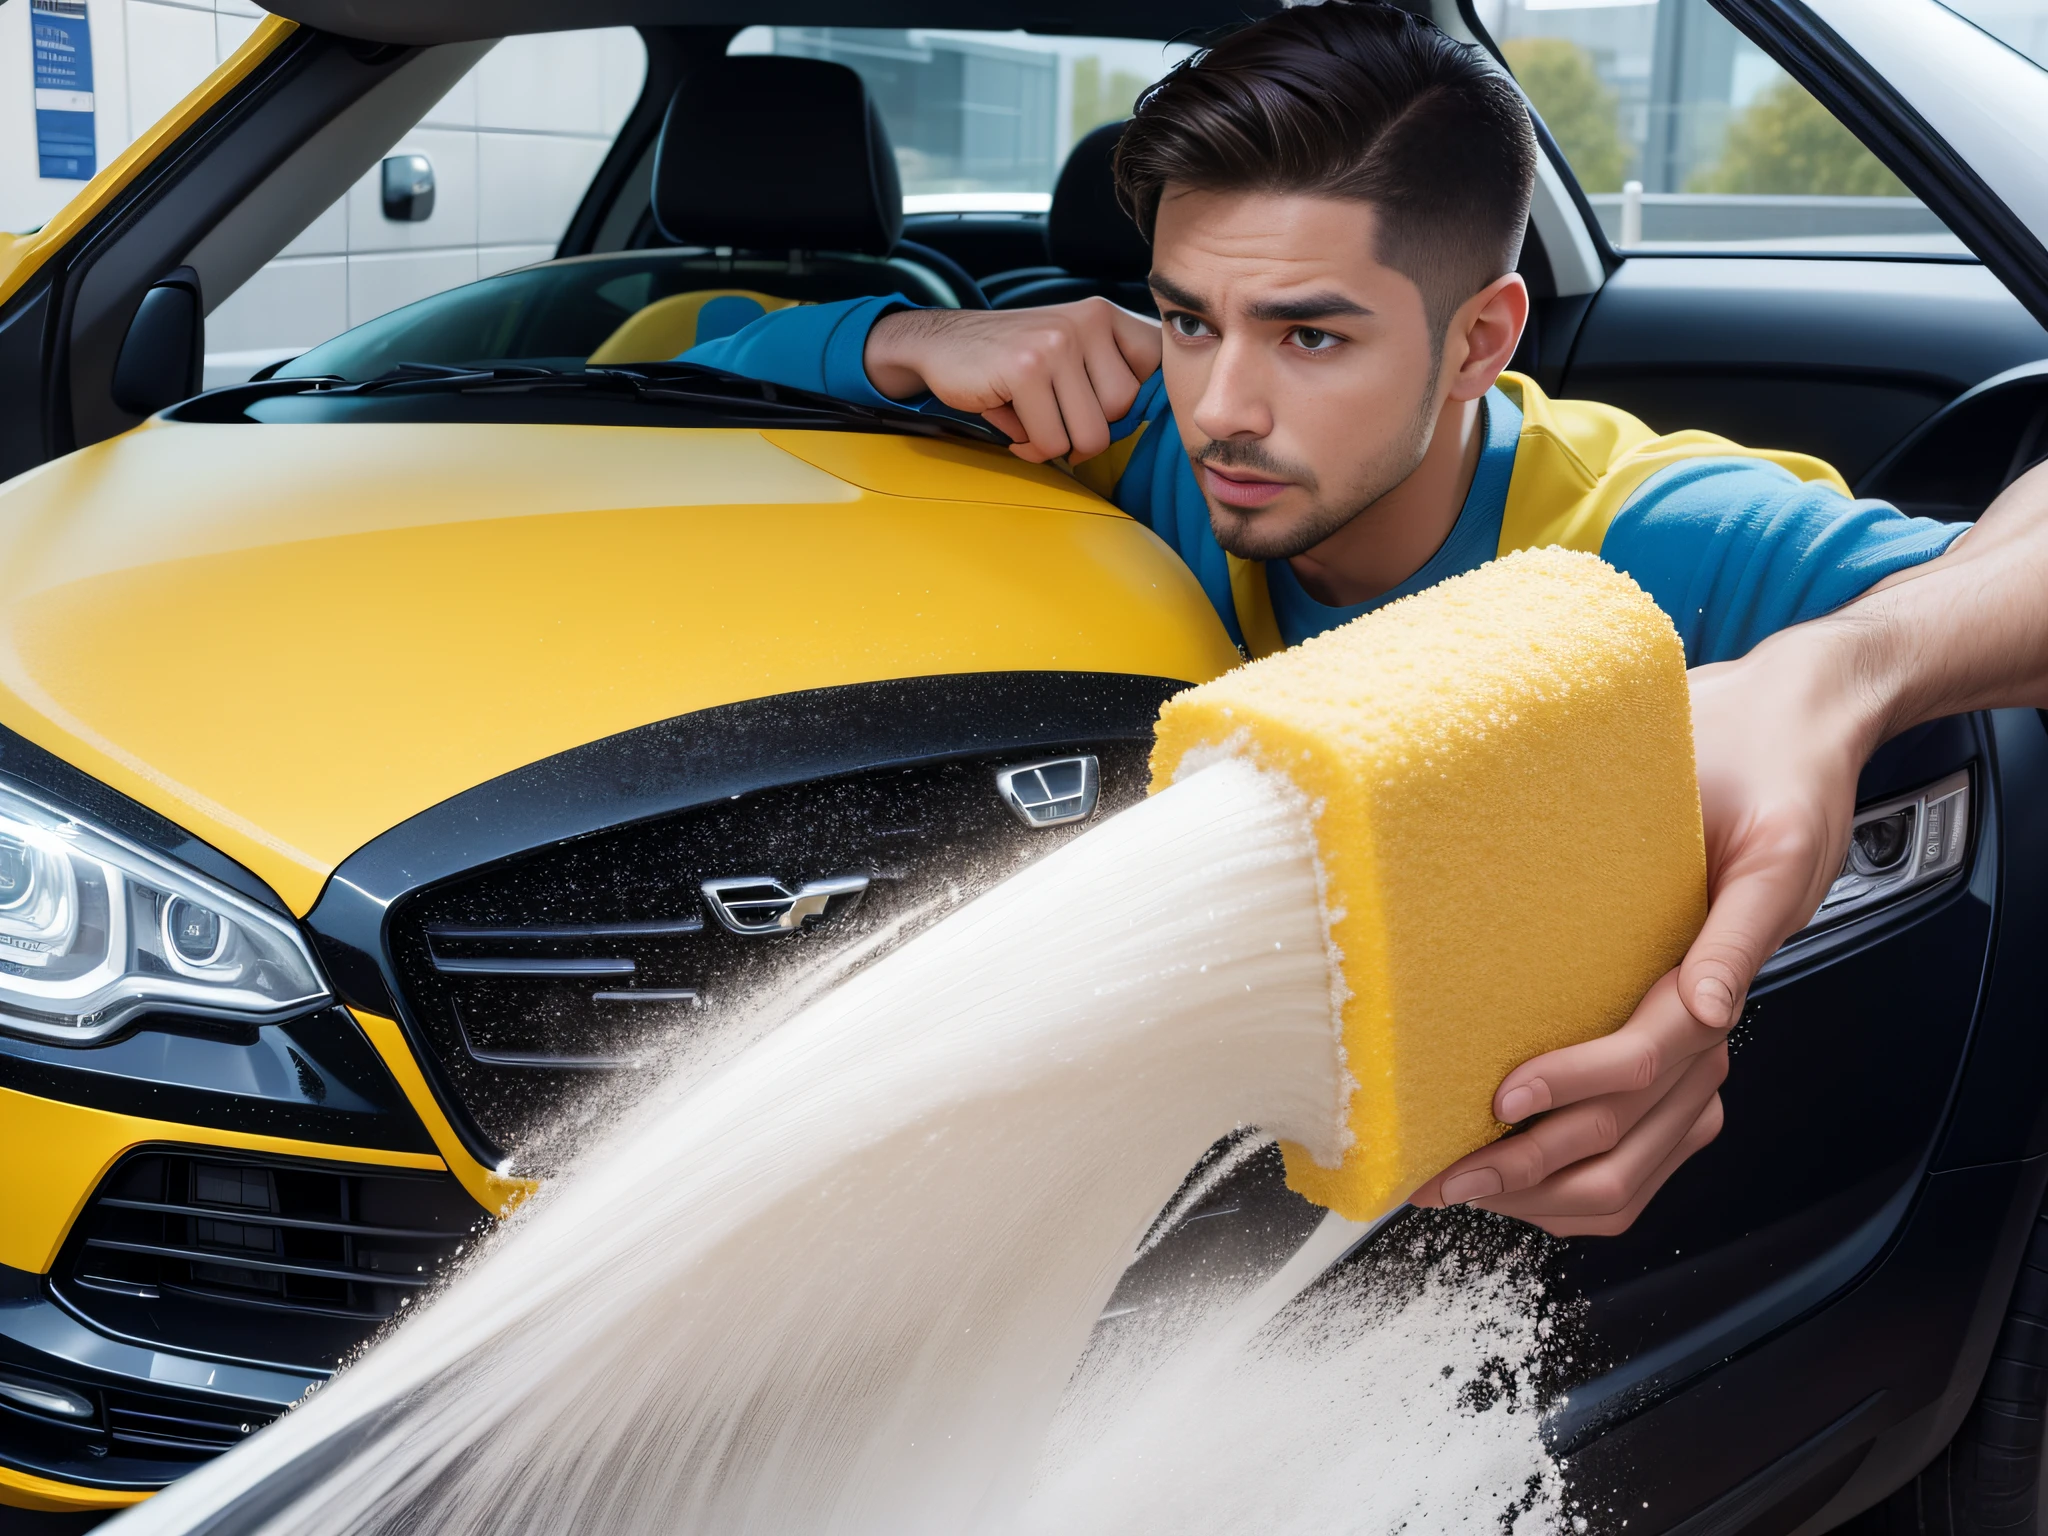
[0,1261,313,1510]
[0,1015,497,1512]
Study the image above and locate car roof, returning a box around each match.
[260,0,1278,45]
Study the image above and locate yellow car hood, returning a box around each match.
[0,420,1237,913]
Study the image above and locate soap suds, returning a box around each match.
[108,760,1562,1536]
[1025,1210,1566,1534]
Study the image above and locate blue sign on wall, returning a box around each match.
[31,0,96,181]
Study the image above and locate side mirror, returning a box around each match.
[111,266,203,418]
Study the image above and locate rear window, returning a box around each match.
[727,27,1195,212]
[1468,0,1969,256]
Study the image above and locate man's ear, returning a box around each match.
[1444,274,1531,403]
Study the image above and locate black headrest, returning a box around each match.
[1047,121,1151,279]
[652,56,903,257]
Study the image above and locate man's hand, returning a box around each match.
[864,299,1162,464]
[1409,612,1881,1235]
[1414,456,2048,1236]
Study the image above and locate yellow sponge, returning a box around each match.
[1151,548,1706,1220]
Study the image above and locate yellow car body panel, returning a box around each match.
[760,428,1131,513]
[0,421,1240,915]
[0,1463,151,1513]
[351,1010,538,1216]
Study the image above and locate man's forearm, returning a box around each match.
[1798,459,2048,752]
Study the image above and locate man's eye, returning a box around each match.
[1169,313,1212,339]
[1292,327,1340,351]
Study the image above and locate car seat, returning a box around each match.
[989,122,1153,314]
[592,55,984,359]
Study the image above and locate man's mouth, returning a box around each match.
[1201,464,1292,509]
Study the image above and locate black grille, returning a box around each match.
[52,1149,484,1372]
[104,1387,273,1457]
[390,745,1151,1161]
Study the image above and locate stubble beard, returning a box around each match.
[1195,381,1441,564]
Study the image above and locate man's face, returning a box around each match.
[1149,187,1445,562]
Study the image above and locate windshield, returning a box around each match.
[196,26,1188,389]
[281,257,652,382]
[279,252,865,382]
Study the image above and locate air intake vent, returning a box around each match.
[53,1149,483,1372]
[389,744,1152,1162]
[103,1387,275,1458]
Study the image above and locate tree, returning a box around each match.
[1502,37,1627,193]
[1691,78,1908,196]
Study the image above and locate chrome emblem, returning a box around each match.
[700,874,870,936]
[995,756,1099,829]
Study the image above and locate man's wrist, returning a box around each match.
[1746,614,1895,769]
[863,309,934,400]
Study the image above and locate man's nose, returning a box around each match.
[1190,336,1274,445]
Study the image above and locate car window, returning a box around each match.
[1939,1,2048,69]
[727,27,1194,212]
[1466,0,1970,256]
[195,31,646,389]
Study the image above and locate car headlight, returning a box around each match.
[1760,768,1972,987]
[0,778,328,1043]
[1807,769,1970,931]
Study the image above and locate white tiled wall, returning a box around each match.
[209,29,643,383]
[0,7,644,386]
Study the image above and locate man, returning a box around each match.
[688,1,2048,1235]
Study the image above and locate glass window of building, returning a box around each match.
[1467,0,1969,254]
[728,27,1195,211]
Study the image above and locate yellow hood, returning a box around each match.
[0,420,1237,913]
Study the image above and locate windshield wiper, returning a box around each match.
[354,361,568,392]
[169,361,1010,447]
[582,363,1009,440]
[589,363,1011,445]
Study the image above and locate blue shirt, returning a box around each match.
[687,294,1964,665]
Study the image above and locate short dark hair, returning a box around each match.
[1114,1,1537,336]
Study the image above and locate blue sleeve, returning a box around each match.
[679,294,910,410]
[1601,457,1966,667]
[683,294,1179,518]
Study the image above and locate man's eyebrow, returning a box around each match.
[1147,272,1209,313]
[1146,273,1373,325]
[1244,291,1373,323]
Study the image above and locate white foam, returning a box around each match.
[107,758,1559,1536]
[1021,1235,1562,1534]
